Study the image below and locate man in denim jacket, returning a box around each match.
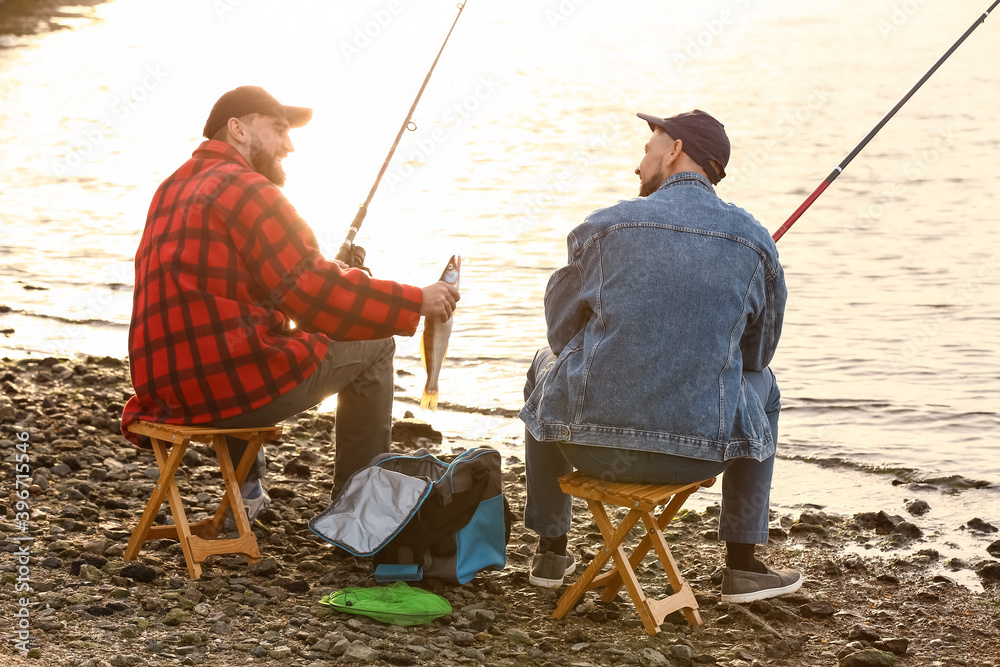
[519,109,800,603]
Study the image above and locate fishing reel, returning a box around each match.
[335,242,372,276]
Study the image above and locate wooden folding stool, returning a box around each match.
[552,471,717,634]
[123,421,282,579]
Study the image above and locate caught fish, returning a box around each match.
[420,255,461,410]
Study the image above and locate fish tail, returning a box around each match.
[420,389,439,411]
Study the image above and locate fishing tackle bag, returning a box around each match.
[308,447,510,585]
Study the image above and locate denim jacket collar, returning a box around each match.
[657,171,715,194]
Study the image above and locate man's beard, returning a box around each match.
[249,136,286,187]
[638,168,664,197]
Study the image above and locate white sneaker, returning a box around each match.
[240,479,270,522]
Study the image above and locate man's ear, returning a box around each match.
[665,138,683,166]
[226,116,248,144]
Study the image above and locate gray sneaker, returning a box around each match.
[529,550,577,589]
[721,565,802,603]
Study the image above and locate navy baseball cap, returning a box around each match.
[203,86,312,139]
[636,109,730,184]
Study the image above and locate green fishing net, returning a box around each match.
[319,581,452,626]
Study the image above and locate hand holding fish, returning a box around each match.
[421,280,460,322]
[420,255,461,410]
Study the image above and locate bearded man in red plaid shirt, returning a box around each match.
[121,86,460,518]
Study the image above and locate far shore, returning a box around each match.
[0,0,107,37]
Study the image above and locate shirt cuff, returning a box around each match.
[398,283,424,334]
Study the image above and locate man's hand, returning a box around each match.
[421,281,460,322]
[332,245,369,272]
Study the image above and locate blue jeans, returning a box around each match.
[523,347,780,544]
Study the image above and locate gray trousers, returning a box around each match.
[214,338,395,494]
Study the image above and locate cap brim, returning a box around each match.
[281,105,313,128]
[636,112,666,133]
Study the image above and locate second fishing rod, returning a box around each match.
[335,2,468,264]
[772,0,999,243]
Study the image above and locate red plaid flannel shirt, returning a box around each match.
[121,140,423,446]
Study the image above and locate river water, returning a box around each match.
[1,0,998,578]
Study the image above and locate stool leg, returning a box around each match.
[553,500,643,620]
[641,511,702,626]
[124,437,189,563]
[588,502,663,635]
[206,431,266,538]
[211,433,261,565]
[231,431,266,486]
[150,439,202,579]
[597,488,696,601]
[553,540,614,620]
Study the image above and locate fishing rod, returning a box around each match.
[335,1,468,263]
[772,0,1000,243]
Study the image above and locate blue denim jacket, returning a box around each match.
[519,172,787,461]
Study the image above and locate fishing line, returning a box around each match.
[772,0,999,243]
[335,2,469,263]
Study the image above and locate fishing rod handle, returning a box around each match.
[772,169,840,242]
[335,207,368,263]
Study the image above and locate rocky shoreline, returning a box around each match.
[1,354,999,666]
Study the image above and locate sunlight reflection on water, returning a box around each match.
[1,0,998,494]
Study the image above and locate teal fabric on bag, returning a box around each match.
[456,493,507,584]
[375,564,423,582]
